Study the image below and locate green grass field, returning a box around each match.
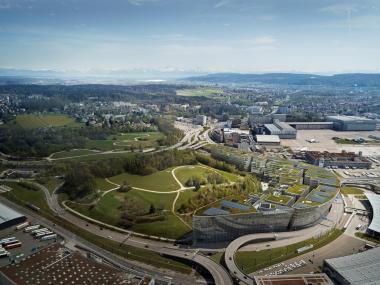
[340,186,364,196]
[94,178,116,192]
[15,114,77,129]
[68,189,190,239]
[109,168,180,192]
[176,88,223,98]
[175,165,240,186]
[50,149,100,159]
[85,132,164,151]
[0,182,193,273]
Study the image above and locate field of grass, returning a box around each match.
[176,88,223,98]
[15,114,77,129]
[109,168,179,192]
[0,182,193,273]
[175,165,240,186]
[94,178,116,192]
[235,229,343,274]
[86,132,164,151]
[265,194,293,205]
[50,149,99,159]
[340,186,364,196]
[68,189,190,239]
[355,232,380,244]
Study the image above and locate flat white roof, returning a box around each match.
[0,202,25,224]
[366,192,380,234]
[256,135,280,143]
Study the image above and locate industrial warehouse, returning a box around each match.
[0,202,26,230]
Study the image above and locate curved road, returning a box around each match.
[1,178,233,285]
[224,196,346,285]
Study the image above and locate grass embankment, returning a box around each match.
[1,182,193,274]
[175,165,239,186]
[36,177,63,193]
[68,189,190,239]
[355,232,380,244]
[50,149,99,159]
[16,114,78,129]
[109,168,179,192]
[234,229,343,274]
[340,187,364,196]
[86,132,164,151]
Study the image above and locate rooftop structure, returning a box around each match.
[323,247,380,285]
[254,274,334,285]
[0,202,26,230]
[255,135,281,145]
[365,192,380,236]
[264,120,297,139]
[326,115,377,131]
[0,243,147,285]
[305,151,372,169]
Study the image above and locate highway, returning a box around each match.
[0,178,233,285]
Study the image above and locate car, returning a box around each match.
[107,235,112,239]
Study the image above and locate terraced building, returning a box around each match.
[193,146,340,242]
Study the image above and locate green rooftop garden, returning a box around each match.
[265,194,293,205]
[286,184,309,195]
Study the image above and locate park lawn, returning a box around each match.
[235,229,343,274]
[125,189,176,211]
[68,189,188,238]
[175,165,239,186]
[59,151,133,162]
[131,214,191,239]
[175,190,198,211]
[68,192,122,225]
[50,149,99,159]
[95,178,116,192]
[86,131,164,151]
[340,186,364,196]
[1,183,193,274]
[15,114,77,129]
[176,87,223,98]
[1,181,51,212]
[109,169,179,192]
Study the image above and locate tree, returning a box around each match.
[117,181,131,192]
[149,204,156,214]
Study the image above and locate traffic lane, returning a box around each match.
[0,197,199,285]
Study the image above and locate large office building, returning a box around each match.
[193,146,339,242]
[326,115,377,131]
[0,202,26,230]
[323,247,380,285]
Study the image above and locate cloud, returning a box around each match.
[245,36,277,46]
[214,0,230,9]
[320,3,360,14]
[128,0,159,6]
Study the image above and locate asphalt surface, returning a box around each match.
[0,179,233,285]
[223,196,347,285]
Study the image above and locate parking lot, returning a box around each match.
[0,222,62,267]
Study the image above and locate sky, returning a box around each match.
[0,0,380,74]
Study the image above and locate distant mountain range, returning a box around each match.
[186,73,380,87]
